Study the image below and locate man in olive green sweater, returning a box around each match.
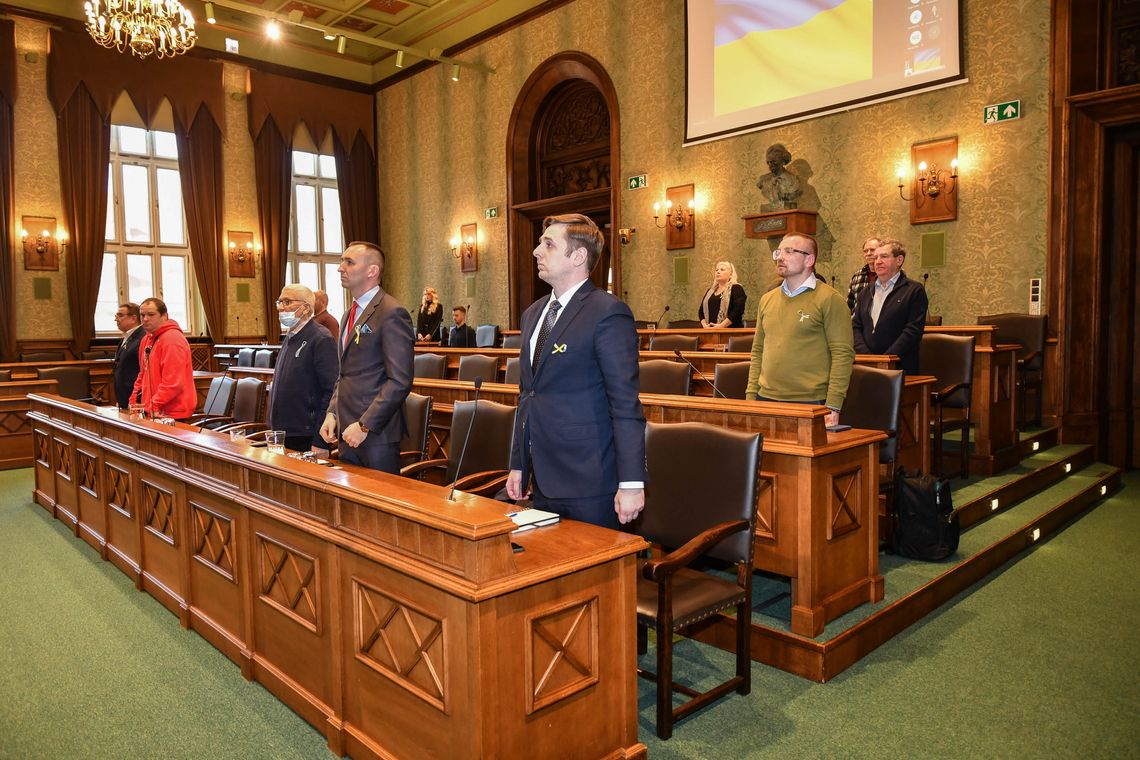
[745,233,855,426]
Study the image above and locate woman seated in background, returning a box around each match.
[698,261,747,328]
[416,286,443,341]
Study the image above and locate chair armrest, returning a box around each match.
[400,458,448,478]
[452,470,509,497]
[219,423,270,436]
[195,415,235,430]
[931,381,968,403]
[1019,349,1042,366]
[642,519,751,582]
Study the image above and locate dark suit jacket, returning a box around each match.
[852,272,928,374]
[267,319,339,447]
[448,323,476,347]
[327,288,415,444]
[510,281,647,502]
[113,327,144,409]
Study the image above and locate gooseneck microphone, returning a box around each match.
[448,377,482,501]
[652,305,670,330]
[673,349,729,400]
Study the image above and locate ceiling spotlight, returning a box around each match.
[266,20,280,40]
[451,63,460,82]
[205,2,216,24]
[395,50,404,68]
[336,35,347,55]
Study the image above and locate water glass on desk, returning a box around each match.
[266,430,286,455]
[128,403,146,419]
[228,428,247,443]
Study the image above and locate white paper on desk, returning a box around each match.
[509,508,561,532]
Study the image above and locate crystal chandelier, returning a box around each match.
[84,0,198,60]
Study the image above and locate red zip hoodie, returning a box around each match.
[130,319,197,419]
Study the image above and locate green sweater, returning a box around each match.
[744,280,855,409]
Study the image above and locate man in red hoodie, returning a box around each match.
[130,297,197,421]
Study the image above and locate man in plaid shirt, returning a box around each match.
[846,236,881,312]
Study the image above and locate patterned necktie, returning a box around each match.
[532,299,562,368]
[342,301,359,350]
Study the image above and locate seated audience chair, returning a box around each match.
[712,361,750,400]
[253,349,276,368]
[235,348,256,367]
[840,365,905,541]
[977,313,1047,426]
[413,353,447,380]
[458,354,498,383]
[475,324,500,348]
[639,359,691,396]
[726,335,754,353]
[920,334,975,479]
[401,399,516,495]
[186,376,238,425]
[21,351,66,362]
[36,367,99,403]
[634,421,763,740]
[195,377,268,433]
[666,319,701,329]
[501,334,523,350]
[504,357,520,386]
[743,319,757,328]
[925,314,943,326]
[649,334,699,352]
[399,393,433,470]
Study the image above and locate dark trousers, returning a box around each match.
[531,473,619,530]
[339,438,400,474]
[285,434,314,453]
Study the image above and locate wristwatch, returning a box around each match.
[358,421,370,434]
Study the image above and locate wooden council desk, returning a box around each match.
[28,394,647,759]
[412,379,886,639]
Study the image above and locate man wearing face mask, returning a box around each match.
[267,284,339,453]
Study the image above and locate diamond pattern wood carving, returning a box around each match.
[829,467,862,540]
[192,504,235,581]
[35,432,50,468]
[258,535,318,630]
[753,474,777,541]
[527,597,598,714]
[143,482,175,543]
[355,581,446,711]
[78,451,98,497]
[105,464,131,517]
[54,440,70,478]
[0,410,30,435]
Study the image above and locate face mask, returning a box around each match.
[279,311,299,330]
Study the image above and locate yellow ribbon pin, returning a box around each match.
[354,326,362,344]
[551,343,567,354]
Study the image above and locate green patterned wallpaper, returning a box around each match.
[377,0,1050,326]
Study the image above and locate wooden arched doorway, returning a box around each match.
[505,52,621,327]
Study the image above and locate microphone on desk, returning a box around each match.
[652,305,670,331]
[673,349,729,399]
[448,377,482,501]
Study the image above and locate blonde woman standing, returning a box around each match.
[416,286,443,341]
[698,261,748,328]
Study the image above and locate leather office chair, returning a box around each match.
[743,319,756,328]
[253,349,275,368]
[649,334,699,352]
[195,378,268,433]
[634,421,763,740]
[36,367,99,402]
[666,319,701,329]
[633,319,656,330]
[504,357,520,386]
[926,314,943,326]
[21,351,66,362]
[235,348,256,367]
[475,324,499,348]
[840,365,905,542]
[639,359,691,396]
[413,353,447,379]
[713,361,750,400]
[399,392,433,470]
[458,354,498,383]
[726,334,754,353]
[920,334,976,479]
[186,376,237,425]
[978,313,1047,426]
[401,399,515,496]
[501,334,522,350]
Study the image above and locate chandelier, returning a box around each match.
[84,0,198,60]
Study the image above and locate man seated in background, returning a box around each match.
[851,238,928,374]
[448,305,477,347]
[846,236,880,312]
[312,289,340,338]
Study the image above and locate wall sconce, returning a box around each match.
[618,227,635,245]
[227,230,257,278]
[21,216,62,271]
[652,184,696,250]
[452,222,478,272]
[898,136,959,224]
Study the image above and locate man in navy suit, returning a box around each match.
[112,302,144,409]
[851,238,928,374]
[506,214,647,529]
[319,242,415,473]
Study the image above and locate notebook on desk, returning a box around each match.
[508,508,561,533]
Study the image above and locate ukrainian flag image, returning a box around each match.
[714,0,874,115]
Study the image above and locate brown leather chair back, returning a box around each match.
[35,367,91,400]
[713,361,750,400]
[977,313,1047,370]
[475,324,500,348]
[501,334,523,350]
[446,400,515,482]
[235,348,256,367]
[636,422,763,564]
[920,334,975,409]
[201,376,237,417]
[81,349,115,359]
[925,314,943,326]
[458,354,498,383]
[649,334,699,352]
[414,353,447,379]
[639,359,691,395]
[253,349,275,368]
[21,351,66,362]
[726,334,754,353]
[504,357,520,386]
[230,378,267,423]
[399,392,433,463]
[840,365,905,464]
[666,319,701,328]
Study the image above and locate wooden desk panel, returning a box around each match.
[0,359,114,403]
[0,379,57,469]
[28,395,646,760]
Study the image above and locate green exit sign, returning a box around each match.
[485,206,498,219]
[983,100,1020,124]
[627,174,647,190]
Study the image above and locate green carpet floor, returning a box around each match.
[3,466,1139,759]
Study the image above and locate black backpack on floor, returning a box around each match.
[892,469,960,560]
